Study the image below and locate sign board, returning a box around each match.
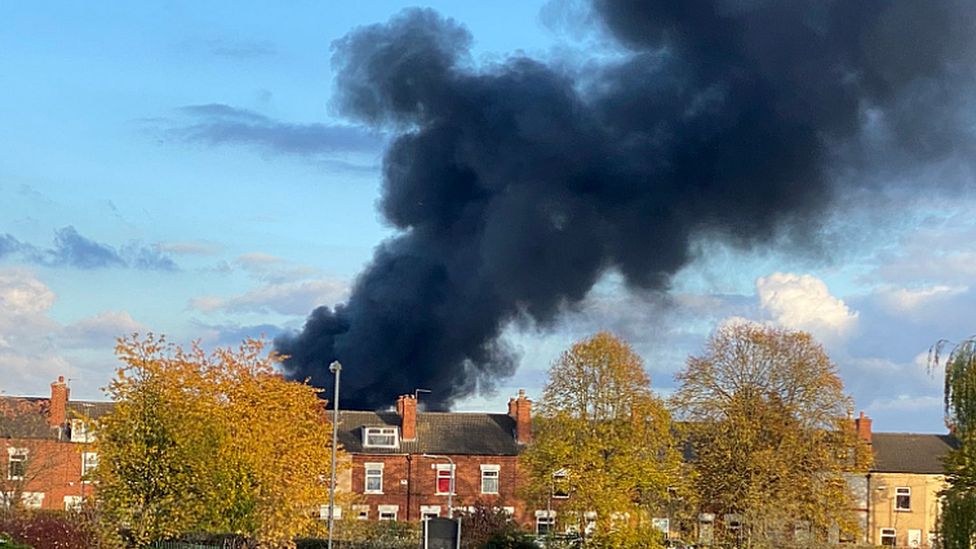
[424,517,460,549]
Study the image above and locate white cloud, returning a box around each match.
[877,284,968,312]
[756,272,858,341]
[190,277,350,316]
[62,310,148,348]
[865,395,943,414]
[0,268,56,316]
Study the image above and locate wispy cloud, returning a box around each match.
[0,226,179,271]
[168,103,385,158]
[190,278,350,316]
[62,311,147,349]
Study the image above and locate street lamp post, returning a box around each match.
[422,453,455,518]
[327,361,342,549]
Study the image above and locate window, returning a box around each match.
[481,464,500,494]
[895,487,911,511]
[319,505,341,520]
[70,419,95,443]
[378,504,398,521]
[552,468,569,499]
[7,448,27,480]
[420,505,441,520]
[880,528,896,546]
[82,452,98,481]
[363,427,398,448]
[64,495,83,512]
[353,505,369,520]
[20,492,44,509]
[535,510,556,535]
[364,463,383,494]
[436,464,455,495]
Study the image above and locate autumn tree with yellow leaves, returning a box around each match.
[521,332,682,548]
[94,335,339,548]
[672,322,869,548]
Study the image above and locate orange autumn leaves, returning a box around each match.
[95,335,338,548]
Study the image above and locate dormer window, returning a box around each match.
[363,427,398,448]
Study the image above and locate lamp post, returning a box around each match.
[327,361,342,549]
[422,453,455,518]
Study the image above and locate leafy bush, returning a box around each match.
[0,511,102,549]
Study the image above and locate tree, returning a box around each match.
[930,338,976,549]
[672,322,868,548]
[95,334,339,548]
[521,332,681,548]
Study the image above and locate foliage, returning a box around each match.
[457,503,534,549]
[930,338,976,549]
[305,520,419,548]
[672,322,867,548]
[95,334,339,548]
[0,510,112,549]
[521,332,680,548]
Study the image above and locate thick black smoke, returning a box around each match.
[276,1,976,410]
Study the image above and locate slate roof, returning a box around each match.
[68,401,115,421]
[0,397,55,439]
[334,410,520,456]
[871,432,959,474]
[0,396,115,439]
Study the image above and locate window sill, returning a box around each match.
[364,491,384,495]
[894,508,912,512]
[481,492,499,496]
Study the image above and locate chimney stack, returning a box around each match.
[854,411,872,444]
[396,394,417,441]
[49,376,69,427]
[509,389,532,444]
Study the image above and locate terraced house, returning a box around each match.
[0,376,111,511]
[331,390,534,527]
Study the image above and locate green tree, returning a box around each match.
[95,334,338,548]
[521,332,681,548]
[672,322,867,548]
[930,338,976,549]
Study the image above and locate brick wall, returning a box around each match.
[1,438,89,510]
[348,453,529,526]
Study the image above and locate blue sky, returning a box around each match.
[1,1,974,433]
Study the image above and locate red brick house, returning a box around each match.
[0,377,111,511]
[333,390,534,527]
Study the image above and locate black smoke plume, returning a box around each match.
[276,1,976,410]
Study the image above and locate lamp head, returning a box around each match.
[329,361,342,374]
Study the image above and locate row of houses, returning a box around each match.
[0,377,958,546]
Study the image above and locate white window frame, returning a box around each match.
[480,464,500,494]
[319,504,342,520]
[552,468,569,499]
[20,492,44,509]
[63,495,83,512]
[362,427,398,449]
[6,448,28,481]
[353,504,369,520]
[81,452,98,482]
[435,463,455,495]
[880,528,896,546]
[70,419,95,443]
[420,505,441,519]
[377,504,399,521]
[364,462,384,494]
[895,487,911,511]
[536,510,556,535]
